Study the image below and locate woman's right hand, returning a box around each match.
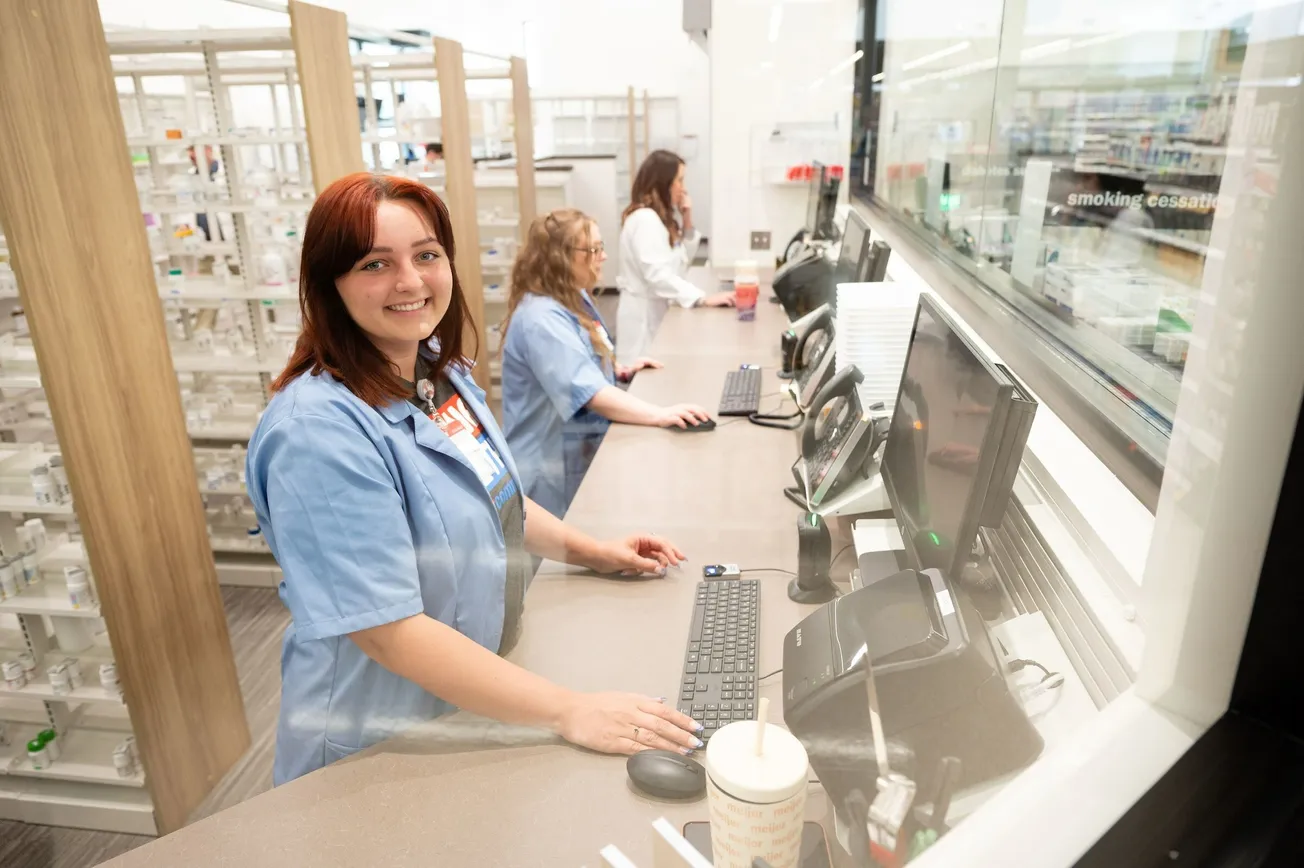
[701,290,737,308]
[656,403,712,428]
[557,692,705,756]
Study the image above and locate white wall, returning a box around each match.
[708,0,859,265]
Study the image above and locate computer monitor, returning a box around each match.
[805,162,825,237]
[814,172,841,241]
[881,295,1017,578]
[833,210,871,285]
[860,240,891,283]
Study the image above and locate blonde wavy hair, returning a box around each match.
[505,208,611,363]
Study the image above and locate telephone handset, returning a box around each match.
[792,306,837,410]
[802,365,864,460]
[786,365,891,510]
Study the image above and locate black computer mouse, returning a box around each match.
[626,749,707,800]
[671,418,717,432]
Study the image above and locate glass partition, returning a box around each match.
[854,0,1302,477]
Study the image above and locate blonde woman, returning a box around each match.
[503,209,712,517]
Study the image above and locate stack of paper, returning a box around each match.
[835,282,921,413]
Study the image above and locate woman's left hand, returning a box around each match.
[617,357,663,382]
[587,534,687,576]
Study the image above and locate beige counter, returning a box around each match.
[104,296,840,868]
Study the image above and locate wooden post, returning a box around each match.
[289,0,365,193]
[434,37,488,389]
[627,85,638,183]
[510,56,538,240]
[642,89,651,161]
[0,0,249,834]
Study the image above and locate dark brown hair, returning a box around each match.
[621,149,684,245]
[272,172,476,406]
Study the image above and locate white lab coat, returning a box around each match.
[615,207,702,366]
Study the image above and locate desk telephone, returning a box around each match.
[786,365,890,509]
[790,305,837,410]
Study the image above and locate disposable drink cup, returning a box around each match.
[704,699,809,868]
[736,281,759,321]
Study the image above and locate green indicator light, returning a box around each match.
[928,532,942,546]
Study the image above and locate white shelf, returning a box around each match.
[0,579,100,619]
[171,353,287,375]
[3,660,122,707]
[145,200,312,216]
[159,278,296,303]
[0,374,42,391]
[38,537,88,572]
[128,133,304,148]
[210,536,269,555]
[0,495,74,516]
[189,421,256,440]
[6,728,143,788]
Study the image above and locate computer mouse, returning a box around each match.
[626,749,707,800]
[671,418,717,432]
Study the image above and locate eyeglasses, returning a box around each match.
[569,243,606,256]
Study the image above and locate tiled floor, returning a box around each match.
[0,587,288,868]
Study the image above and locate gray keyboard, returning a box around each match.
[676,579,760,740]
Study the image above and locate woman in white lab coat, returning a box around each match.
[615,150,736,367]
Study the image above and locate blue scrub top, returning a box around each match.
[246,352,523,785]
[502,291,616,517]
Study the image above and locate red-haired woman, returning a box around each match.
[246,173,703,785]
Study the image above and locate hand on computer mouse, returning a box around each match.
[701,290,737,308]
[590,533,686,576]
[557,692,704,756]
[657,403,712,428]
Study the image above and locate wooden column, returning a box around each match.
[434,37,488,389]
[289,0,365,193]
[0,0,249,834]
[642,89,651,161]
[510,56,538,240]
[627,85,638,182]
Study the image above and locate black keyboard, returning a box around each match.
[718,366,763,416]
[676,579,760,741]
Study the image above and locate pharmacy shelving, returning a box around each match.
[106,26,316,587]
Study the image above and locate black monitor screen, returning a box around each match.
[882,296,1006,576]
[835,210,870,285]
[805,162,825,234]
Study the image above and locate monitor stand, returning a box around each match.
[810,460,892,518]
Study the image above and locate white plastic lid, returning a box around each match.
[704,720,809,804]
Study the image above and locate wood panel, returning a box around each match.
[434,37,489,390]
[289,0,364,193]
[627,86,638,182]
[0,0,250,835]
[510,56,538,240]
[642,89,650,162]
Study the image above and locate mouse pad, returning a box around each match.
[681,822,831,867]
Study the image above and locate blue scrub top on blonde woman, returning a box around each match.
[246,351,524,785]
[502,290,616,517]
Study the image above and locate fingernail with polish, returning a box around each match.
[695,723,705,734]
[694,737,705,748]
[681,748,695,756]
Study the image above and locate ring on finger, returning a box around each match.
[633,725,641,742]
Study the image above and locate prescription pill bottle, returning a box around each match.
[17,651,35,678]
[20,552,38,586]
[0,558,17,599]
[48,664,72,696]
[38,729,61,762]
[23,519,46,553]
[48,455,71,502]
[3,659,28,691]
[64,657,84,690]
[26,739,50,770]
[100,662,122,697]
[65,566,96,610]
[114,744,136,779]
[15,524,34,555]
[30,466,56,506]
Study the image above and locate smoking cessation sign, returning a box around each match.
[1066,190,1218,211]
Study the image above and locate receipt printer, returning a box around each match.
[781,568,1042,805]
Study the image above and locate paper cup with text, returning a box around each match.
[705,719,810,868]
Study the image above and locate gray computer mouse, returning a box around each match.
[670,418,717,432]
[626,749,707,800]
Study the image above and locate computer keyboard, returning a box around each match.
[676,579,760,740]
[718,366,763,416]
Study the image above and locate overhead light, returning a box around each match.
[902,41,970,71]
[1020,39,1071,60]
[828,49,864,76]
[871,72,884,82]
[768,5,783,43]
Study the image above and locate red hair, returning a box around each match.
[272,173,477,406]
